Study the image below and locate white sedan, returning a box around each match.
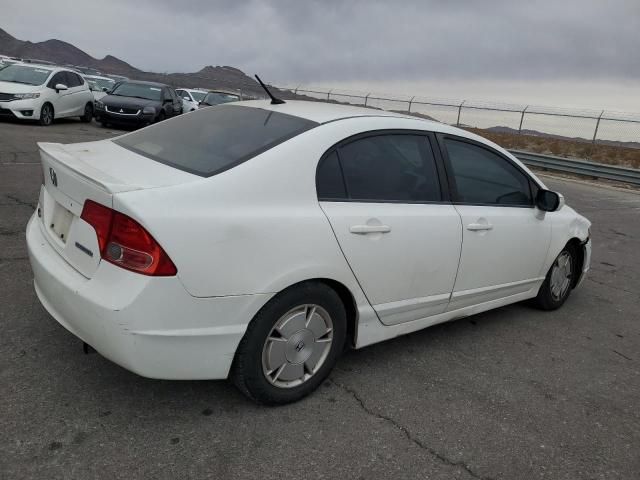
[0,64,94,125]
[27,100,591,404]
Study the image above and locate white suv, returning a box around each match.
[0,64,94,126]
[175,88,207,112]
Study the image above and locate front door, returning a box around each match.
[317,133,463,325]
[440,137,551,310]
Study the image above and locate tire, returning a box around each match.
[533,245,577,310]
[100,120,110,128]
[80,103,93,122]
[156,111,166,123]
[231,282,347,405]
[38,103,54,126]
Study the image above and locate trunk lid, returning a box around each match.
[37,140,198,278]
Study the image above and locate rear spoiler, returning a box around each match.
[38,142,144,194]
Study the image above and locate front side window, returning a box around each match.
[0,65,52,86]
[114,105,317,177]
[202,92,240,106]
[444,139,532,206]
[47,72,67,88]
[190,91,206,102]
[320,134,441,202]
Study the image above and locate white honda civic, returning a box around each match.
[27,99,591,404]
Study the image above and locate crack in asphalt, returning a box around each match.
[587,276,639,297]
[329,378,496,480]
[5,195,37,210]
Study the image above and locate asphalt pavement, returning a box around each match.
[1,118,639,479]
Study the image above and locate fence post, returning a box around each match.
[408,96,415,113]
[327,89,333,101]
[456,100,466,126]
[293,84,301,95]
[364,93,371,107]
[518,106,529,134]
[592,110,604,144]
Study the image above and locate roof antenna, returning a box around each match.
[255,75,285,105]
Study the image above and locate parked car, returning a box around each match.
[103,74,129,83]
[175,88,207,112]
[198,90,241,108]
[26,100,591,404]
[0,64,94,126]
[94,80,182,128]
[85,75,116,102]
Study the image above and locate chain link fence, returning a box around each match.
[276,85,640,169]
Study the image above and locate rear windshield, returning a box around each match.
[114,105,318,177]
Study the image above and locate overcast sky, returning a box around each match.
[2,0,639,109]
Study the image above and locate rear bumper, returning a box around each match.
[27,213,272,380]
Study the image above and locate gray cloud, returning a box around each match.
[1,0,639,83]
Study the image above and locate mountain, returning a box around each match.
[0,27,265,96]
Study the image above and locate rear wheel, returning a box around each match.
[533,246,576,310]
[232,282,346,405]
[39,103,54,126]
[80,103,93,122]
[156,111,166,123]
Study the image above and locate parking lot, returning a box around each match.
[1,118,639,479]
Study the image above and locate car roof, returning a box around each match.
[235,99,441,126]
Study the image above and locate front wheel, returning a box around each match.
[533,246,576,310]
[38,103,54,126]
[231,282,346,405]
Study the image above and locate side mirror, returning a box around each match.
[102,87,109,92]
[183,96,190,101]
[55,83,68,92]
[535,189,564,212]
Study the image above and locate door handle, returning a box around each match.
[350,225,391,234]
[467,223,493,231]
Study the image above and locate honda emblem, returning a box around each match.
[49,167,57,187]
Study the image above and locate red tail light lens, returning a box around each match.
[80,200,177,276]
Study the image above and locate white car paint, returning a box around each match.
[0,64,94,122]
[175,88,207,112]
[26,100,591,382]
[84,75,116,102]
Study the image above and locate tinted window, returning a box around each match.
[317,151,346,199]
[337,134,441,202]
[114,105,318,177]
[445,139,532,206]
[47,72,67,88]
[64,72,82,87]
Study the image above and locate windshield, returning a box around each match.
[190,91,206,102]
[114,105,317,177]
[87,77,115,90]
[0,65,52,86]
[202,92,240,105]
[111,82,162,101]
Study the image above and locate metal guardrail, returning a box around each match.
[511,150,640,186]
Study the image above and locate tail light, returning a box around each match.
[80,200,177,276]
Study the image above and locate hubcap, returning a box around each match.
[261,304,333,388]
[550,251,572,301]
[42,106,51,124]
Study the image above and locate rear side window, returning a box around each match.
[319,134,441,202]
[317,151,347,199]
[114,105,318,177]
[444,139,532,206]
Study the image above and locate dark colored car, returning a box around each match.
[95,81,182,128]
[198,90,241,108]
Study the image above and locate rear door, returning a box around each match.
[438,136,551,310]
[318,132,462,326]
